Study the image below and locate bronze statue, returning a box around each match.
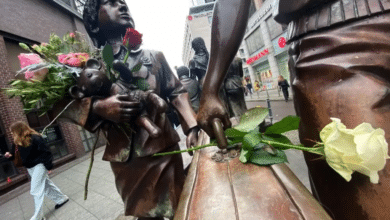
[197,0,390,219]
[224,58,247,117]
[189,37,209,86]
[53,0,199,219]
[274,0,390,219]
[69,59,168,138]
[177,66,201,113]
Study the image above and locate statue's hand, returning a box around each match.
[196,95,231,138]
[92,94,141,123]
[186,126,199,156]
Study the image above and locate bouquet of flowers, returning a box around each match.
[4,32,93,116]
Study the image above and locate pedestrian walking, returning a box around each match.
[278,75,290,101]
[4,121,69,220]
[246,81,253,94]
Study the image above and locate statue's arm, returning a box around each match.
[197,0,251,137]
[156,51,198,135]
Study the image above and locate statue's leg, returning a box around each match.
[290,12,390,219]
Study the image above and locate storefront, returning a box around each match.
[272,32,290,82]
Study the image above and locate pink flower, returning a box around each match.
[32,44,38,49]
[18,53,42,69]
[41,42,48,47]
[69,33,75,38]
[57,53,89,67]
[25,71,35,80]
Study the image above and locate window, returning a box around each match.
[239,49,245,57]
[77,126,98,152]
[26,111,68,160]
[266,16,284,40]
[249,0,256,18]
[245,26,264,55]
[74,0,86,15]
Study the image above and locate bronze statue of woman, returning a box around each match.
[197,0,390,219]
[54,0,199,219]
[189,37,209,86]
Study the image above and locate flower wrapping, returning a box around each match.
[18,53,42,69]
[320,118,390,183]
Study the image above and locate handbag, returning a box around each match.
[13,145,23,167]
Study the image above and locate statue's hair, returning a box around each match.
[83,0,106,47]
[177,66,190,78]
[191,37,207,52]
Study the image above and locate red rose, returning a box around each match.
[123,28,143,50]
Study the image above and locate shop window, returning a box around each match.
[245,26,264,55]
[26,111,68,160]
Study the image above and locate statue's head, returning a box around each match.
[83,0,135,47]
[69,59,112,99]
[191,37,207,53]
[177,66,190,79]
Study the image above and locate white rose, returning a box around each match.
[320,118,390,183]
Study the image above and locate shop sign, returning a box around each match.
[246,48,269,65]
[272,32,288,55]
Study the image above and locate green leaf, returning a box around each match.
[102,44,114,68]
[225,128,248,138]
[135,78,150,91]
[19,43,32,52]
[249,148,288,166]
[239,148,251,163]
[262,134,293,145]
[242,130,261,150]
[264,115,300,134]
[131,62,143,72]
[233,107,269,132]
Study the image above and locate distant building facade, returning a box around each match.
[0,0,104,193]
[240,0,290,91]
[182,2,215,66]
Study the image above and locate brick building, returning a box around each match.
[0,0,104,194]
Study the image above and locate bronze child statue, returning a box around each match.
[69,58,167,138]
[52,0,199,219]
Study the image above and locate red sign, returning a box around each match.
[246,48,269,65]
[188,15,193,21]
[278,37,286,48]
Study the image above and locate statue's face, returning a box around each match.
[98,0,134,31]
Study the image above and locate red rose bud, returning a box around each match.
[7,177,11,184]
[123,28,143,50]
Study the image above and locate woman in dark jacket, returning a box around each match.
[4,121,68,220]
[278,75,290,102]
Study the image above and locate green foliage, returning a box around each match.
[233,107,269,132]
[249,148,288,166]
[4,64,76,115]
[264,115,300,134]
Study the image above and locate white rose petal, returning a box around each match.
[321,118,390,184]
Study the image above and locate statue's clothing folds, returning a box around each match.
[53,48,197,218]
[274,0,390,218]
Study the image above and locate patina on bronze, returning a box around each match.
[273,0,390,219]
[51,0,199,219]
